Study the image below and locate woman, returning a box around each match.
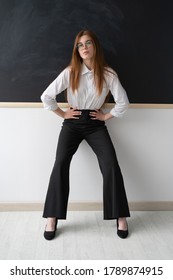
[41,30,130,240]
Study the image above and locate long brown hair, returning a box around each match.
[69,30,108,95]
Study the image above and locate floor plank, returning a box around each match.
[0,211,173,260]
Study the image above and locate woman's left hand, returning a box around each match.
[89,110,113,121]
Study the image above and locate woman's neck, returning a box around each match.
[83,59,93,70]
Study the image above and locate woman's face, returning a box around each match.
[76,35,95,61]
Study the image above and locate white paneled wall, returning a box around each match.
[0,107,173,203]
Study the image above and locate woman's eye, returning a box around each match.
[86,40,92,45]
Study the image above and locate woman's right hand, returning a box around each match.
[63,107,81,119]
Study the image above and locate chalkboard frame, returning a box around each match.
[0,102,173,109]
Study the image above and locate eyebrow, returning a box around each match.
[77,39,92,44]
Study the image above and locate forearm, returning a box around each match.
[53,107,65,118]
[104,112,114,121]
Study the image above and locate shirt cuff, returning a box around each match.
[43,103,58,111]
[110,105,129,118]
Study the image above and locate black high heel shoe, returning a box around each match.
[44,218,58,240]
[117,219,128,239]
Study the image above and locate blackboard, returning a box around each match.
[0,0,173,104]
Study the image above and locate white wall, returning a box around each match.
[0,106,173,203]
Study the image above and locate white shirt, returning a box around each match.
[41,63,129,117]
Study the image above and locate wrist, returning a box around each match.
[104,113,114,121]
[53,108,65,118]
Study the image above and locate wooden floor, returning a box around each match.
[0,211,173,260]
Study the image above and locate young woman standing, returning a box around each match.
[41,30,130,240]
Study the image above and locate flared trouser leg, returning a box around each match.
[43,119,130,220]
[43,124,82,218]
[85,126,130,219]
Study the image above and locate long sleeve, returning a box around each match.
[41,67,70,111]
[108,72,129,118]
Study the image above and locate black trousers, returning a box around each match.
[43,110,130,220]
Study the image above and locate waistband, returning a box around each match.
[64,109,104,125]
[75,109,96,115]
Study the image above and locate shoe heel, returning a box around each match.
[117,219,128,239]
[44,218,58,240]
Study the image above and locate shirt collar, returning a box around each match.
[81,63,93,75]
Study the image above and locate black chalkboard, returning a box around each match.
[0,0,173,103]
